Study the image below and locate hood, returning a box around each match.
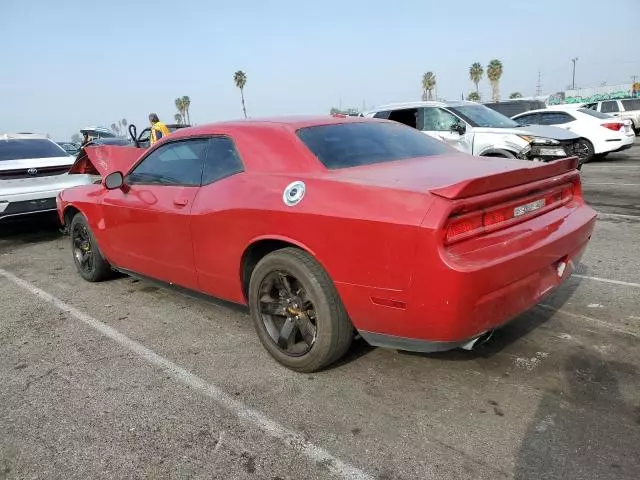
[325,153,578,199]
[473,124,579,140]
[68,144,144,176]
[0,155,74,172]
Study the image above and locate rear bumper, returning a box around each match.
[337,203,597,352]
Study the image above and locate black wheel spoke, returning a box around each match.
[295,314,316,347]
[257,270,318,357]
[277,317,297,349]
[275,272,294,296]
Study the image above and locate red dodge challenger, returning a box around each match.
[57,115,597,372]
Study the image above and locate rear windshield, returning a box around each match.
[577,108,613,119]
[296,121,450,169]
[0,138,69,161]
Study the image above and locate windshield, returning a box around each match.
[296,121,450,169]
[0,138,69,161]
[448,104,520,128]
[578,108,614,120]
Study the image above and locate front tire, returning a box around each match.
[69,213,113,282]
[248,247,353,373]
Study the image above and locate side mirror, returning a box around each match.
[104,171,124,190]
[450,122,466,135]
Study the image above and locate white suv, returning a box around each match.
[0,133,97,222]
[582,99,640,135]
[363,101,585,165]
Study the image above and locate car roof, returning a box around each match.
[1,133,49,140]
[364,100,476,113]
[168,115,375,137]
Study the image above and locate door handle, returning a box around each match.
[173,197,189,206]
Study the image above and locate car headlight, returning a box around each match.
[518,135,560,146]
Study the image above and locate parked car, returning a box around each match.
[362,101,587,165]
[79,126,118,141]
[0,133,96,222]
[483,99,547,118]
[582,98,640,134]
[57,116,596,372]
[512,107,636,162]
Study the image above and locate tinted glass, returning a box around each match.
[373,111,391,119]
[0,138,69,161]
[621,99,640,111]
[388,108,418,129]
[539,112,575,125]
[202,137,244,184]
[296,121,450,169]
[601,101,619,113]
[447,105,519,128]
[127,139,208,186]
[578,108,612,119]
[421,108,460,131]
[514,113,538,125]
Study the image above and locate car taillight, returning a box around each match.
[444,183,575,245]
[601,122,624,131]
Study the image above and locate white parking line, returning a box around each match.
[537,304,639,338]
[584,183,640,186]
[0,268,373,480]
[571,273,640,289]
[596,212,640,220]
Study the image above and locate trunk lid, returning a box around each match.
[68,145,144,176]
[326,153,579,199]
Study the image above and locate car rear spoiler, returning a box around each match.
[430,156,579,200]
[68,145,143,177]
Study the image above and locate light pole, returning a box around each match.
[571,57,578,90]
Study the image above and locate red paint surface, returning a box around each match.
[58,116,597,344]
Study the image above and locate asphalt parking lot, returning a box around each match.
[1,142,639,480]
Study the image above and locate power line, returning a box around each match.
[536,70,542,96]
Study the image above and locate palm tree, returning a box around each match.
[487,59,503,102]
[121,118,128,134]
[469,62,484,95]
[421,72,436,101]
[181,96,191,124]
[467,91,481,102]
[509,92,523,99]
[110,122,117,133]
[174,113,183,124]
[233,70,248,118]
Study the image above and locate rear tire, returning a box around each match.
[248,247,353,373]
[69,213,113,282]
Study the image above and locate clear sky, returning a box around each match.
[2,0,638,140]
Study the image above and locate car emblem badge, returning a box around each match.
[283,181,306,206]
[28,168,38,175]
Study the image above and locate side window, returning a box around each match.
[127,139,209,186]
[421,108,460,131]
[387,108,418,129]
[601,101,620,113]
[373,110,391,119]
[539,112,575,125]
[621,99,640,111]
[514,113,539,125]
[202,136,244,185]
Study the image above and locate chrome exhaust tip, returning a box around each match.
[460,330,495,351]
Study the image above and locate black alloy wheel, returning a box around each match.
[248,248,353,372]
[69,214,113,282]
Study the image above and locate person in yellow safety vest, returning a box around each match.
[148,113,170,145]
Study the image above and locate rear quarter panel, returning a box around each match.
[189,172,433,304]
